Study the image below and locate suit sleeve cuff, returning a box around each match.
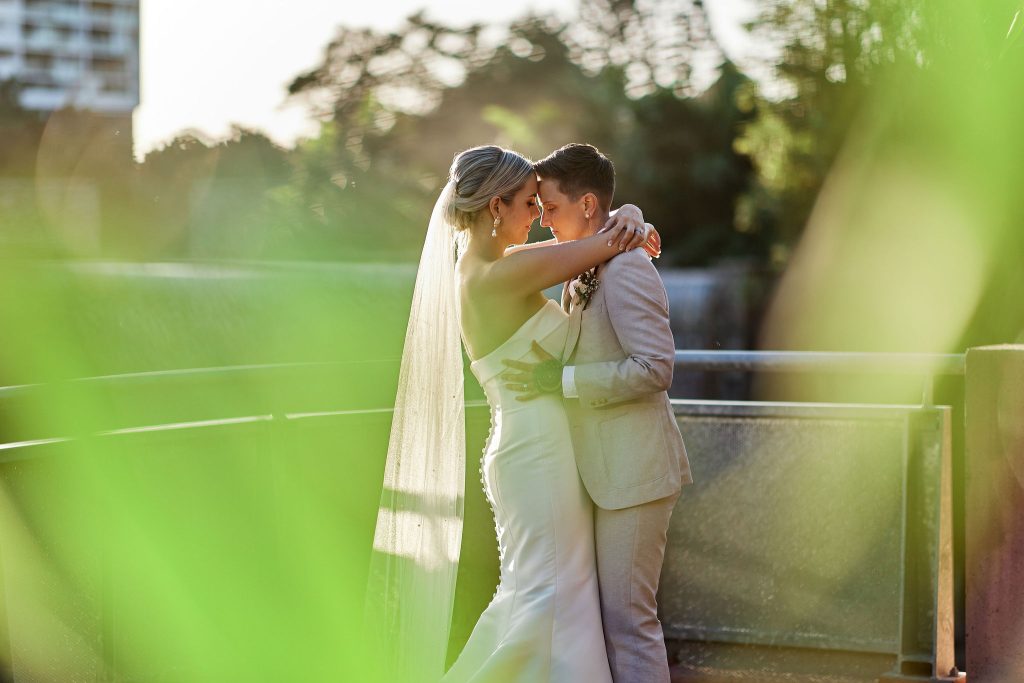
[562,365,578,399]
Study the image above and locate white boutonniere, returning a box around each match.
[569,268,600,308]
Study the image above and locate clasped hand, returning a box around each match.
[502,341,562,402]
[600,208,662,258]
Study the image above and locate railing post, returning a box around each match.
[965,345,1024,681]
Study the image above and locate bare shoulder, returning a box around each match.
[457,252,493,287]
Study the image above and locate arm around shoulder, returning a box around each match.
[483,231,622,298]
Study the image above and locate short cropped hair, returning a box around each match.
[533,143,615,211]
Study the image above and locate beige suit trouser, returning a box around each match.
[594,491,680,683]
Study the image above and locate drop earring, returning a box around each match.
[492,216,501,238]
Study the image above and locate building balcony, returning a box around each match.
[23,32,91,54]
[19,83,136,112]
[18,68,81,88]
[24,32,64,49]
[22,5,84,27]
[87,38,134,56]
[85,9,137,27]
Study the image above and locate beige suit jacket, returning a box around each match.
[561,248,692,510]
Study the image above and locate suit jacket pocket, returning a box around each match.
[597,408,670,489]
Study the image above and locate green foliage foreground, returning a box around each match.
[0,1,1022,679]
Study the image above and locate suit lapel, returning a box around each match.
[561,304,583,363]
[561,262,607,361]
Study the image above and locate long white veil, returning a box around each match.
[365,181,466,683]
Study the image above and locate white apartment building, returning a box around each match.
[0,0,139,114]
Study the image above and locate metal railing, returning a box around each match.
[674,350,965,375]
[0,351,969,681]
[674,350,965,405]
[0,356,966,450]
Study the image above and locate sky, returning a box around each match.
[134,0,761,160]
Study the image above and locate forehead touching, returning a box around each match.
[538,177,570,203]
[519,175,539,195]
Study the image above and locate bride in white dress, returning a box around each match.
[367,145,652,683]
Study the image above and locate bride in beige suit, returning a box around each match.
[503,143,692,683]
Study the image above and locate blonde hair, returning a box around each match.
[445,146,534,231]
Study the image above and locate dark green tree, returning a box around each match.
[285,8,757,264]
[133,128,293,259]
[567,0,716,97]
[614,62,760,265]
[736,0,938,254]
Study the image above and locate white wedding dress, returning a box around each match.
[442,299,612,683]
